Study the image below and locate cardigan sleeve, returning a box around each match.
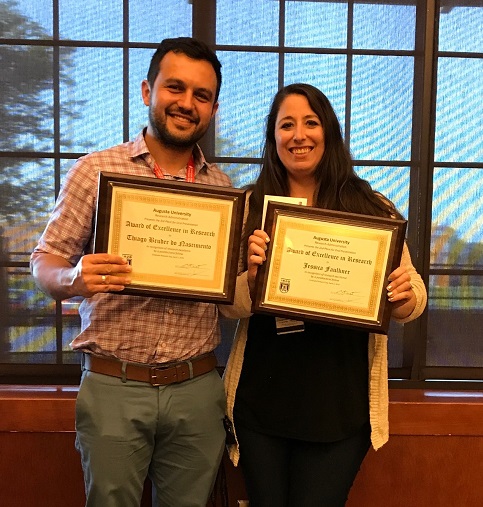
[218,191,254,320]
[218,270,253,319]
[391,242,427,324]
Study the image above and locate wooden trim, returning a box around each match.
[0,385,77,432]
[388,389,483,436]
[2,386,483,436]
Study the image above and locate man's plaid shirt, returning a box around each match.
[33,130,232,364]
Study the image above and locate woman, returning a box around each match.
[220,83,427,506]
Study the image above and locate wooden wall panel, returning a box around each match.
[1,386,483,507]
[347,436,483,507]
[0,433,84,507]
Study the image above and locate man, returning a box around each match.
[31,37,229,507]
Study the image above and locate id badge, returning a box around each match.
[275,317,305,335]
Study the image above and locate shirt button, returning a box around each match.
[160,342,167,348]
[167,308,174,315]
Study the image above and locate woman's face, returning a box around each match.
[274,93,325,182]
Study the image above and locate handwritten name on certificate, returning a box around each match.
[108,186,232,292]
[265,216,393,320]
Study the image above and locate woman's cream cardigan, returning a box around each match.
[219,244,427,467]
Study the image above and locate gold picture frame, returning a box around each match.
[252,202,407,333]
[94,171,246,304]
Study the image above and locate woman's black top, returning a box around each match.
[234,314,370,442]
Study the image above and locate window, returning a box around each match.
[1,0,482,386]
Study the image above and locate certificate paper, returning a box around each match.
[94,172,245,303]
[252,202,407,333]
[262,195,307,229]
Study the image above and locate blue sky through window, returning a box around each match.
[5,0,483,247]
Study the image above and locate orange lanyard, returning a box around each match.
[153,154,195,182]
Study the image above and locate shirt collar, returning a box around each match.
[130,129,208,173]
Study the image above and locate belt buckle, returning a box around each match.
[149,362,189,386]
[149,364,171,386]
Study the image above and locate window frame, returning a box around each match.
[1,0,482,388]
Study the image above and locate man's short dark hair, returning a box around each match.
[147,37,222,102]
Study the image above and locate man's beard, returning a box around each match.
[149,107,205,149]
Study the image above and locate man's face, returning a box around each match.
[142,51,219,149]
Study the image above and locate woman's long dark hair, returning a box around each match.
[241,83,402,270]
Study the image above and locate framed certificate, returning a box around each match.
[252,202,407,333]
[94,171,246,303]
